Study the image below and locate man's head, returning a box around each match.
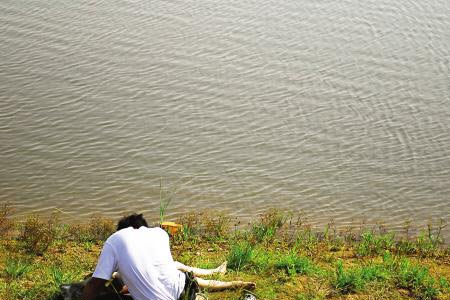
[117,213,148,231]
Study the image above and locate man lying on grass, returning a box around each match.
[83,213,255,300]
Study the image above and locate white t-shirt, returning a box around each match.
[93,226,185,300]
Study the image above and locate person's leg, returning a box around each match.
[174,261,227,277]
[195,277,255,291]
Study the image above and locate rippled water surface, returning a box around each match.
[1,0,449,233]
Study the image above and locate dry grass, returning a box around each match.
[67,214,115,242]
[19,213,59,255]
[0,202,14,238]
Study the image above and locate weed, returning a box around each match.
[396,239,418,255]
[83,241,95,251]
[227,241,253,271]
[439,277,449,292]
[333,260,365,294]
[51,266,65,286]
[68,214,114,243]
[20,213,59,255]
[159,179,176,224]
[359,264,390,282]
[322,219,337,242]
[395,259,439,299]
[406,219,447,258]
[275,252,315,276]
[175,211,231,241]
[383,253,441,299]
[251,209,285,243]
[50,266,77,287]
[202,211,231,240]
[0,202,14,238]
[86,214,115,241]
[415,233,438,257]
[333,260,390,295]
[426,219,446,248]
[327,237,344,252]
[4,258,31,279]
[250,247,274,271]
[295,229,319,253]
[179,224,199,242]
[356,231,395,257]
[176,212,203,241]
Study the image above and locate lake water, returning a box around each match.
[1,0,449,235]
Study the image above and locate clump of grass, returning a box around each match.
[251,209,286,243]
[50,266,77,287]
[86,214,115,241]
[356,231,395,257]
[414,234,439,257]
[383,253,442,299]
[333,260,366,294]
[275,251,316,276]
[250,247,274,271]
[175,211,231,241]
[295,228,320,254]
[227,241,254,271]
[67,214,115,243]
[394,260,439,299]
[0,202,14,238]
[179,223,200,242]
[19,214,59,255]
[159,179,176,224]
[395,239,418,255]
[439,277,449,293]
[202,211,231,240]
[176,212,204,242]
[333,260,389,294]
[395,219,447,258]
[4,258,32,280]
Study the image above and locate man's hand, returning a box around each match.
[120,284,129,294]
[82,277,109,300]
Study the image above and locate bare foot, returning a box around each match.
[243,282,256,290]
[216,261,227,274]
[233,281,256,290]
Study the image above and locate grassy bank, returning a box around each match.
[0,204,449,300]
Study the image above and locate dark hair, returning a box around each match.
[117,213,148,231]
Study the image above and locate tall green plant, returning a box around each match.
[159,179,176,224]
[4,259,31,280]
[227,241,254,271]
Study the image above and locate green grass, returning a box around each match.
[4,259,31,280]
[275,252,316,276]
[356,231,395,257]
[392,258,440,299]
[333,260,366,294]
[0,206,449,300]
[227,241,254,271]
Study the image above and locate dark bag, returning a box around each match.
[179,272,199,300]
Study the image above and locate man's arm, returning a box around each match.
[83,277,108,300]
